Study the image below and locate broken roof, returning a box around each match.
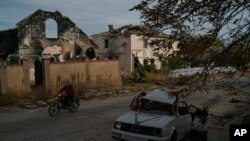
[17,9,75,27]
[93,24,168,38]
[79,35,98,49]
[143,89,177,104]
[16,9,89,36]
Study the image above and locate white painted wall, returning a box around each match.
[91,32,179,73]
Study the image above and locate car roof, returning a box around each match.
[143,89,177,104]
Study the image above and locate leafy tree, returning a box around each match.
[131,0,250,85]
[221,40,250,69]
[162,33,224,69]
[178,33,223,67]
[165,54,182,70]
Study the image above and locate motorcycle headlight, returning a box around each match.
[114,122,122,130]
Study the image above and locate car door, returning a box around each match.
[175,101,192,137]
[130,96,140,111]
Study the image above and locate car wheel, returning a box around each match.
[170,130,177,141]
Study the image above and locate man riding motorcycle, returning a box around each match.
[58,81,74,106]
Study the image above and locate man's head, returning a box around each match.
[65,81,71,86]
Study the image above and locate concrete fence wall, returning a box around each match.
[49,61,87,88]
[88,60,121,88]
[0,58,122,94]
[168,67,236,78]
[0,60,30,95]
[43,58,122,90]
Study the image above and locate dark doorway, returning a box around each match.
[34,60,43,85]
[86,47,96,60]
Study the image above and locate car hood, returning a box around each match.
[116,111,175,128]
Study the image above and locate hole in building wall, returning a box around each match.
[86,47,96,60]
[45,19,58,39]
[105,39,109,48]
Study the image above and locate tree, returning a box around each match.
[178,33,224,67]
[131,0,250,86]
[221,40,250,69]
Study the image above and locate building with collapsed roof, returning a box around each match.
[0,9,98,62]
[0,10,124,93]
[91,25,179,74]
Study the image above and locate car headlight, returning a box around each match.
[164,128,173,136]
[154,128,162,137]
[114,122,122,130]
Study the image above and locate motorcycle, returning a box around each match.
[48,93,80,116]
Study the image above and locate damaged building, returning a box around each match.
[0,10,124,92]
[91,25,179,74]
[0,9,98,62]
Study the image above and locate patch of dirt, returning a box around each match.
[82,83,160,101]
[208,90,250,126]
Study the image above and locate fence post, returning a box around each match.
[117,58,122,86]
[85,58,90,88]
[0,61,8,94]
[42,58,50,90]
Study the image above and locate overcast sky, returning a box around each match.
[0,0,141,35]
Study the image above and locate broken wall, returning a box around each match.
[16,9,97,59]
[91,33,132,73]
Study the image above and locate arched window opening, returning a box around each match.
[45,19,58,38]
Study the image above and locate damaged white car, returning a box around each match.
[112,89,192,141]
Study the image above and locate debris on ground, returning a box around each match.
[229,97,241,103]
[82,84,160,101]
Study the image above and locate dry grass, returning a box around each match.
[0,92,19,106]
[145,73,168,84]
[0,87,55,107]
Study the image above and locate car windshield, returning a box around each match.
[139,98,175,116]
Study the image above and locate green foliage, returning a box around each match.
[219,41,250,70]
[160,33,224,71]
[143,62,157,72]
[164,55,182,70]
[132,64,146,82]
[178,34,224,67]
[131,58,157,83]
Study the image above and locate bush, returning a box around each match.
[132,68,146,83]
[144,63,157,73]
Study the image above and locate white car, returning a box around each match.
[112,89,192,141]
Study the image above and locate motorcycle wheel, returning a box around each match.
[69,101,79,113]
[48,104,60,116]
